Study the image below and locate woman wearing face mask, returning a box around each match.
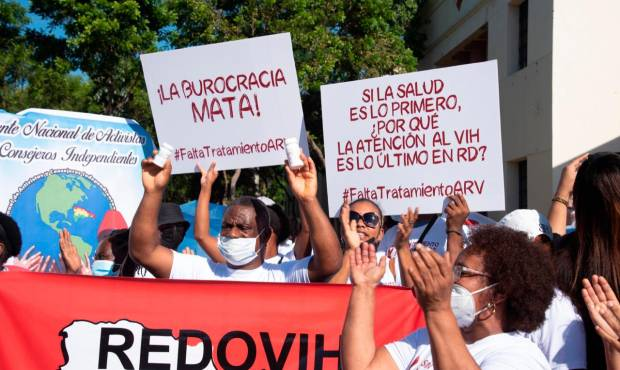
[342,225,555,370]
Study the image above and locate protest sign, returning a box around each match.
[321,61,505,216]
[140,33,306,174]
[0,108,154,262]
[0,272,424,369]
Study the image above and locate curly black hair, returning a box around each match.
[465,225,555,333]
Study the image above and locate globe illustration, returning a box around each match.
[7,169,114,260]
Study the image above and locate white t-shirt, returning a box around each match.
[169,250,311,282]
[385,329,550,370]
[264,240,297,264]
[523,289,586,370]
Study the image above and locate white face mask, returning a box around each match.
[217,233,262,266]
[92,259,117,276]
[450,283,498,328]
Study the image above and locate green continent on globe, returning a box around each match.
[35,174,94,256]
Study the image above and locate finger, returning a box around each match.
[196,163,206,175]
[601,302,620,333]
[340,201,350,225]
[163,158,172,170]
[596,326,620,350]
[378,256,387,275]
[408,264,425,291]
[361,242,370,264]
[599,276,619,304]
[22,245,35,259]
[27,252,42,263]
[283,160,295,179]
[208,161,217,173]
[412,250,432,285]
[368,243,377,266]
[348,219,357,235]
[583,278,601,305]
[573,153,589,167]
[432,250,451,277]
[58,253,66,271]
[349,248,357,268]
[306,155,316,174]
[298,152,310,172]
[354,245,362,267]
[418,247,442,278]
[593,276,608,303]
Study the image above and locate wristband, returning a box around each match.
[446,229,462,237]
[552,196,569,207]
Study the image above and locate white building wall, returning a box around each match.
[419,0,553,215]
[551,0,620,188]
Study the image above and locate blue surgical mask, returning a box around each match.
[92,260,118,276]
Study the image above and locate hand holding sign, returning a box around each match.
[321,61,504,216]
[285,153,317,202]
[141,150,172,194]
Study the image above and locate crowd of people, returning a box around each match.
[1,150,619,370]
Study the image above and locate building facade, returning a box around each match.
[418,0,620,215]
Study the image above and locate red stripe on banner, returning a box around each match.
[0,271,424,369]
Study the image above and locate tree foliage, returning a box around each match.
[1,0,424,207]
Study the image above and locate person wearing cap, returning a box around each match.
[499,209,586,370]
[133,203,190,278]
[157,202,190,251]
[129,152,342,282]
[499,209,554,254]
[0,212,22,268]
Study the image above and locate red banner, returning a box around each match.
[0,271,424,369]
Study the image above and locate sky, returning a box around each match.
[17,0,65,38]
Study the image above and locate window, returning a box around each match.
[518,160,527,208]
[436,24,488,67]
[518,0,528,69]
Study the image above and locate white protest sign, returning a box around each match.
[140,33,305,173]
[321,61,505,216]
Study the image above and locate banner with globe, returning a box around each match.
[0,108,155,262]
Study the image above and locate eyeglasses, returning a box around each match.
[349,211,381,228]
[452,264,491,282]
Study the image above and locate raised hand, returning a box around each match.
[141,150,172,194]
[182,247,195,255]
[340,197,361,250]
[197,162,218,190]
[350,242,386,288]
[583,275,620,351]
[445,194,469,231]
[6,245,42,271]
[557,153,589,199]
[81,253,92,275]
[284,152,317,202]
[395,207,418,250]
[59,229,82,274]
[407,246,453,313]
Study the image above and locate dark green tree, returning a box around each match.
[4,0,424,207]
